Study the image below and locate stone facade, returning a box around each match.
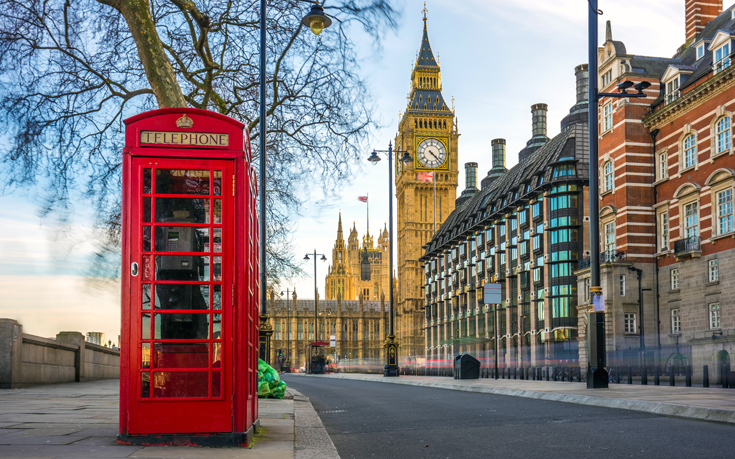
[264,294,389,371]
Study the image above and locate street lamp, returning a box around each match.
[368,141,412,377]
[304,250,327,374]
[280,288,296,372]
[587,0,649,389]
[258,0,333,364]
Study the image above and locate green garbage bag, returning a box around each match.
[257,358,287,399]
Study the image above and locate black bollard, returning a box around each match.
[704,365,710,388]
[723,364,728,389]
[642,366,648,385]
[513,367,517,380]
[545,367,550,381]
[670,369,675,386]
[654,366,660,385]
[627,365,633,384]
[686,365,692,387]
[616,366,621,384]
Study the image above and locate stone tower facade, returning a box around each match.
[394,10,459,362]
[325,214,390,302]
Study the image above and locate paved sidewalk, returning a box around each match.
[0,379,337,459]
[299,372,735,424]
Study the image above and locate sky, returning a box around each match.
[0,0,686,341]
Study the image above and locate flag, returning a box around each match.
[358,196,368,203]
[417,171,434,183]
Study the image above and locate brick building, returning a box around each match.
[577,1,735,382]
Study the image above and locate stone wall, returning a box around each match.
[0,319,120,389]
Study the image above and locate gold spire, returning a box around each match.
[423,1,428,22]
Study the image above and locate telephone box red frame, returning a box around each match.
[118,108,260,446]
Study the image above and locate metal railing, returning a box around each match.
[578,250,627,269]
[674,236,700,255]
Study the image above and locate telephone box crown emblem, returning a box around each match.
[176,114,194,128]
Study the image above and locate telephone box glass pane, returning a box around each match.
[141,343,151,369]
[213,256,222,281]
[155,198,209,223]
[143,168,152,194]
[212,285,221,310]
[155,227,208,252]
[213,228,222,253]
[143,198,151,222]
[212,343,222,367]
[155,169,210,195]
[213,314,222,339]
[153,343,209,369]
[142,285,151,310]
[213,171,222,196]
[153,371,209,398]
[142,313,151,339]
[141,372,150,398]
[153,313,210,340]
[154,284,210,310]
[143,226,151,252]
[154,256,209,281]
[213,199,222,224]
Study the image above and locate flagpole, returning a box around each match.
[367,193,369,235]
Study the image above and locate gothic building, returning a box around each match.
[324,213,390,302]
[394,10,459,362]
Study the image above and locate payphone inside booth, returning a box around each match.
[119,108,259,447]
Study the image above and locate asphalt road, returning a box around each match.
[283,374,735,459]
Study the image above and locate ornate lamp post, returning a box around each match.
[304,250,327,374]
[368,142,412,377]
[259,0,332,363]
[587,0,650,388]
[280,288,296,372]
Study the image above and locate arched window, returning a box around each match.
[603,161,614,192]
[683,133,697,168]
[716,116,731,154]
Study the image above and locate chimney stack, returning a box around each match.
[686,0,722,42]
[531,103,548,139]
[492,138,506,169]
[464,162,478,191]
[575,64,588,104]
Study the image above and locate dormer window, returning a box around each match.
[665,77,680,104]
[714,42,731,74]
[697,43,705,60]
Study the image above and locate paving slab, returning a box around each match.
[0,380,326,459]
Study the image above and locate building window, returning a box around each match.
[666,77,679,104]
[684,201,699,238]
[584,278,590,303]
[716,116,731,154]
[714,42,731,73]
[709,303,721,329]
[708,259,719,283]
[659,211,669,252]
[717,188,734,235]
[604,221,615,258]
[671,308,681,333]
[624,313,637,334]
[603,161,614,192]
[683,134,697,168]
[601,69,612,88]
[603,103,613,131]
[670,268,679,290]
[619,275,626,297]
[696,44,705,60]
[657,151,668,180]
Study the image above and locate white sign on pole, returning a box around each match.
[330,334,336,347]
[592,294,605,312]
[483,282,502,304]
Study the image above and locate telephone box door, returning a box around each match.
[126,157,234,434]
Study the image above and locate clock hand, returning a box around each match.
[427,151,438,161]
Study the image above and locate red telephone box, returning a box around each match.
[118,108,260,446]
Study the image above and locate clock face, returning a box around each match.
[417,138,447,168]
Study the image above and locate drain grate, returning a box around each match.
[319,409,347,414]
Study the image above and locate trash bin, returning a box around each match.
[454,354,480,380]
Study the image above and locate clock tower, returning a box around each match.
[394,9,459,362]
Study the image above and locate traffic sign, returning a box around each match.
[483,282,502,304]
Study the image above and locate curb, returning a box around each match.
[310,374,735,425]
[288,387,340,459]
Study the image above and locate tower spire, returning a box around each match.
[423,1,428,22]
[337,211,343,239]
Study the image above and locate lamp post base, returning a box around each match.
[586,367,609,389]
[384,335,400,378]
[258,314,274,364]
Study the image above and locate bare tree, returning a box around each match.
[0,0,398,287]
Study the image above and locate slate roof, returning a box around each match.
[422,115,589,260]
[407,89,453,115]
[416,20,438,68]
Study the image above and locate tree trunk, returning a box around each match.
[112,0,187,108]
